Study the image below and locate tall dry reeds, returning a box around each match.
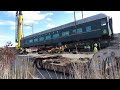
[0,46,38,79]
[1,46,120,79]
[69,54,120,79]
[68,59,94,79]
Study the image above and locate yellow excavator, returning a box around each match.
[15,11,24,54]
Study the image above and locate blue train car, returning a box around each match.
[21,13,113,51]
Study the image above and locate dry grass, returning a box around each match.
[69,54,120,79]
[0,46,38,79]
[68,59,94,79]
[1,46,120,79]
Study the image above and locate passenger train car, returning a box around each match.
[21,13,114,52]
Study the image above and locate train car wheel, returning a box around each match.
[34,60,42,69]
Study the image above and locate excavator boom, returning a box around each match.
[15,11,23,50]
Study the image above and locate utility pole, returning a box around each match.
[74,11,77,31]
[74,11,78,52]
[81,11,83,19]
[32,24,33,34]
[24,24,33,34]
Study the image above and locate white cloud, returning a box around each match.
[0,11,54,31]
[0,35,15,47]
[10,26,16,30]
[46,18,52,21]
[46,24,57,28]
[0,20,15,30]
[0,20,15,26]
[5,11,53,25]
[23,26,32,29]
[104,11,120,34]
[0,35,11,40]
[46,13,53,16]
[0,19,32,31]
[1,11,16,17]
[64,11,74,14]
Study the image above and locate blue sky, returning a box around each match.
[0,11,120,47]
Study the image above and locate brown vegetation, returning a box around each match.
[69,55,120,79]
[0,46,37,79]
[0,45,120,79]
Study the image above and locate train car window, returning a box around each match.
[39,37,44,41]
[58,42,62,46]
[25,40,28,44]
[101,19,106,26]
[46,35,51,40]
[34,38,38,42]
[66,31,69,35]
[77,28,82,33]
[86,26,91,32]
[62,31,69,36]
[53,33,59,38]
[29,39,33,43]
[73,29,76,33]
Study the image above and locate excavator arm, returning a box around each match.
[15,11,23,50]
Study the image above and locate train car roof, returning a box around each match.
[23,13,108,39]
